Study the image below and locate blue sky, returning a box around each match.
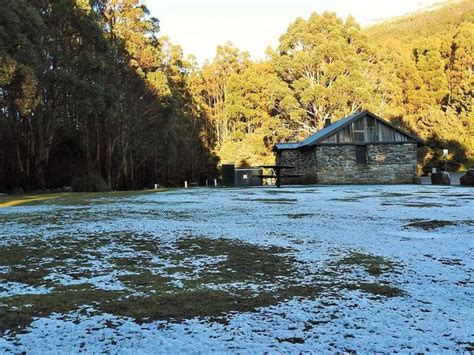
[144,0,439,64]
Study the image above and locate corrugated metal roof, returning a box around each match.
[274,110,421,151]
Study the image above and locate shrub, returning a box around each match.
[71,173,110,192]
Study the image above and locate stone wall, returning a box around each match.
[276,147,318,184]
[276,143,418,184]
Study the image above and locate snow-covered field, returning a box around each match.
[0,185,473,353]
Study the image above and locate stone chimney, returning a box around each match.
[324,118,332,128]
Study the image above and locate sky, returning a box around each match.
[144,0,440,64]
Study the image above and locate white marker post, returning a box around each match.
[443,149,449,172]
[154,183,158,190]
[214,179,217,187]
[185,181,188,189]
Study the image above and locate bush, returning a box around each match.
[71,173,110,192]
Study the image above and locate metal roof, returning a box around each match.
[274,142,300,150]
[274,110,422,151]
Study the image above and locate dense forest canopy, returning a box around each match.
[0,0,472,192]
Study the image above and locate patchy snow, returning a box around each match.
[0,282,52,298]
[0,185,473,352]
[43,270,133,292]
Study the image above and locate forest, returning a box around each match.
[0,0,472,192]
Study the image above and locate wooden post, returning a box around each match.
[276,168,281,188]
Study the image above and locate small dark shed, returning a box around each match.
[221,164,236,186]
[235,168,263,186]
[274,110,423,184]
[220,164,263,187]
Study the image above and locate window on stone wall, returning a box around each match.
[355,145,368,165]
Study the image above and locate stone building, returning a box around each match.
[274,111,422,184]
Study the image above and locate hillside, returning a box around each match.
[365,0,473,169]
[367,0,474,41]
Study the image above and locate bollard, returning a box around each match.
[154,183,158,190]
[185,181,188,189]
[214,179,217,187]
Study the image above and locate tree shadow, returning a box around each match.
[390,116,469,173]
[0,0,217,192]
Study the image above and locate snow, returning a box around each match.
[0,185,473,352]
[0,282,52,298]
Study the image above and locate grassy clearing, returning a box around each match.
[0,235,321,334]
[175,238,296,285]
[0,189,167,208]
[0,232,405,335]
[0,193,69,207]
[0,284,115,334]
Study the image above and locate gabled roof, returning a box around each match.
[274,110,422,151]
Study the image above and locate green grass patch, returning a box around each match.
[233,198,298,204]
[0,236,323,334]
[337,252,399,276]
[380,192,413,197]
[0,284,117,334]
[0,189,167,208]
[405,219,458,230]
[381,202,446,208]
[345,282,405,297]
[285,213,314,219]
[176,238,296,285]
[0,234,406,334]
